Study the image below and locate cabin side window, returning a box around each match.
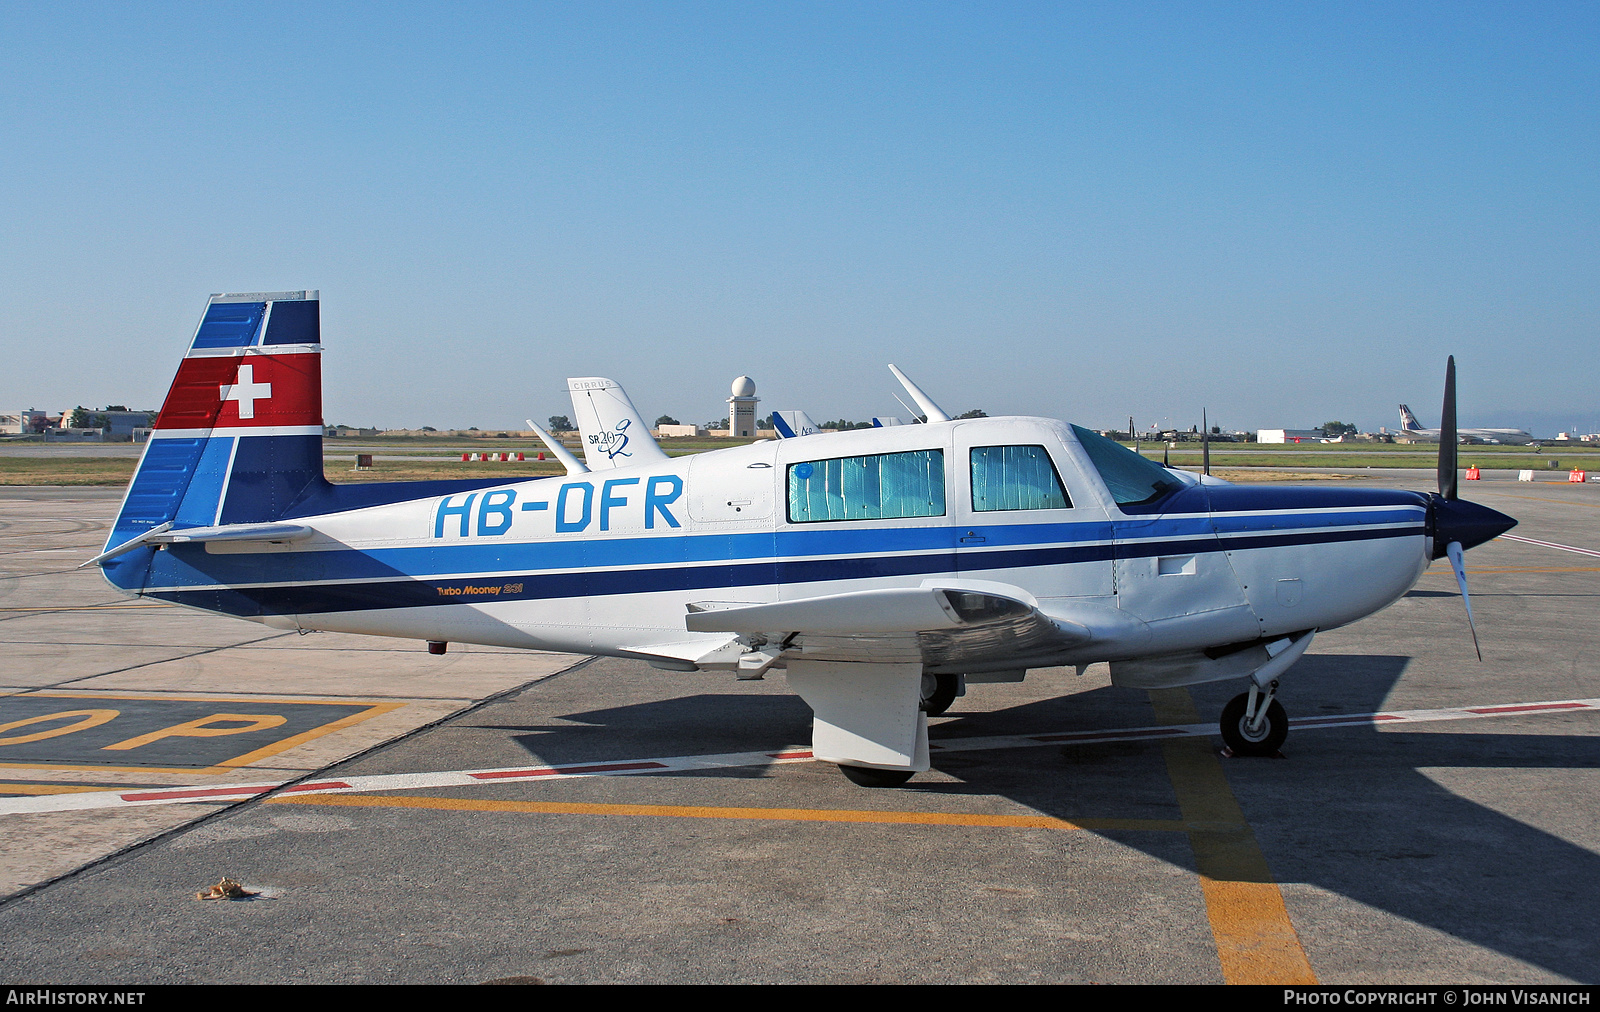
[787,449,946,523]
[969,445,1072,511]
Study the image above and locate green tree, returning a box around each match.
[547,415,572,432]
[654,415,680,427]
[955,408,988,419]
[1321,420,1358,437]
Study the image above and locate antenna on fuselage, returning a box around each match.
[890,391,920,422]
[1202,408,1211,477]
[887,365,950,423]
[525,418,589,475]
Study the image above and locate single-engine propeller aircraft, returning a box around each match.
[90,292,1517,786]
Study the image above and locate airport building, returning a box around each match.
[1257,428,1325,444]
[0,409,59,435]
[656,424,704,437]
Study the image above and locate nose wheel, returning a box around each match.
[1220,684,1288,756]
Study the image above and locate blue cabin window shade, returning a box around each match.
[970,445,1072,511]
[1070,424,1179,506]
[788,449,945,523]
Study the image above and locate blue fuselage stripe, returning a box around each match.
[143,520,1424,617]
[139,508,1425,592]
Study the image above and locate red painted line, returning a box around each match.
[120,785,270,802]
[280,781,352,793]
[1465,702,1590,715]
[469,761,669,780]
[1290,714,1404,726]
[1028,727,1188,743]
[767,750,813,759]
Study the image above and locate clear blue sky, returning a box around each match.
[2,2,1595,435]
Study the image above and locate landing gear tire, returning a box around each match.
[1220,693,1288,756]
[920,673,959,716]
[838,764,916,788]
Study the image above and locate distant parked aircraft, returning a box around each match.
[1398,405,1534,445]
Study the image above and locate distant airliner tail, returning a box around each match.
[1398,404,1423,431]
[771,410,820,438]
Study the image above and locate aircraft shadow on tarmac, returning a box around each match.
[501,652,1599,981]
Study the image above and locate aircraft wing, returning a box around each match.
[686,582,1107,668]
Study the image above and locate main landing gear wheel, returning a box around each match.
[919,673,959,716]
[838,764,916,788]
[1220,692,1288,756]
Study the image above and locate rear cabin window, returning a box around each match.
[970,445,1072,511]
[1070,424,1181,506]
[787,449,946,523]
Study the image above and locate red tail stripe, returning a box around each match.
[154,353,321,430]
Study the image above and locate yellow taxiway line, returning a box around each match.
[268,792,1186,833]
[1149,687,1317,985]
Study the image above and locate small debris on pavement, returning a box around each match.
[195,877,257,900]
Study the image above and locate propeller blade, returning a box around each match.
[1445,540,1482,661]
[1163,444,1170,467]
[1202,408,1211,476]
[1438,356,1458,500]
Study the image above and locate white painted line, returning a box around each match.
[1498,534,1600,559]
[3,697,1596,816]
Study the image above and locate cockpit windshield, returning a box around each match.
[1070,424,1181,507]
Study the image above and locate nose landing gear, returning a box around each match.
[1220,679,1287,756]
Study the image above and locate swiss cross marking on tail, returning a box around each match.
[220,364,273,419]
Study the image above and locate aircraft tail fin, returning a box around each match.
[566,377,671,470]
[1398,404,1423,431]
[104,292,325,590]
[771,410,820,438]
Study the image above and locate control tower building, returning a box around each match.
[728,376,759,438]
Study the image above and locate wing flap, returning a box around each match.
[686,587,964,635]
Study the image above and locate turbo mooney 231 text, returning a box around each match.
[91,292,1516,786]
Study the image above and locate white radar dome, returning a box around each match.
[731,376,756,397]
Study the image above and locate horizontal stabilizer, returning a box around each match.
[83,521,312,568]
[150,522,313,545]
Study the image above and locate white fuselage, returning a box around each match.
[137,418,1433,678]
